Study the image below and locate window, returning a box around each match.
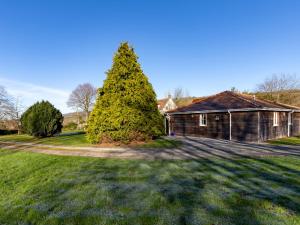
[273,112,279,126]
[199,114,207,126]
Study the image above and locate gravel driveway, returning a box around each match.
[1,136,300,159]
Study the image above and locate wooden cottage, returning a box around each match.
[167,91,300,142]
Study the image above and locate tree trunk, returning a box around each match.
[85,111,89,122]
[76,111,80,126]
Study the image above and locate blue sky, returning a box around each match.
[0,0,300,113]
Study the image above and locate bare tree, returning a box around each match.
[256,73,300,104]
[0,86,11,120]
[6,96,24,133]
[0,86,24,132]
[0,86,6,103]
[67,83,97,121]
[165,88,190,100]
[173,87,184,100]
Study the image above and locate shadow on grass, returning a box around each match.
[1,138,300,225]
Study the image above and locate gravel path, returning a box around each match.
[1,137,300,159]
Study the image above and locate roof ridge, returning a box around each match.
[174,93,215,107]
[168,91,232,112]
[172,91,241,107]
[229,92,262,108]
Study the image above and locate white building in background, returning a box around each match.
[157,95,177,114]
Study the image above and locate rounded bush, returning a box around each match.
[21,101,63,137]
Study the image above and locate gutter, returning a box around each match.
[288,110,294,137]
[228,110,232,141]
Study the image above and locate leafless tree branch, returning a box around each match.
[67,83,97,121]
[256,73,300,104]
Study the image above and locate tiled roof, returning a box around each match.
[157,98,169,110]
[169,91,299,113]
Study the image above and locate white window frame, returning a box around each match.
[273,112,279,127]
[199,114,207,126]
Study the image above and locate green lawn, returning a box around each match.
[0,132,90,146]
[0,149,299,225]
[139,138,182,149]
[0,133,181,148]
[268,136,300,146]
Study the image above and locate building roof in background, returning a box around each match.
[157,98,169,110]
[169,91,300,113]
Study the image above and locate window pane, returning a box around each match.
[273,112,279,126]
[199,114,207,126]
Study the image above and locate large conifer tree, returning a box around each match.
[87,42,164,143]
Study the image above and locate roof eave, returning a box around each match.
[167,107,296,115]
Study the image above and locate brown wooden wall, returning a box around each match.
[170,110,298,142]
[231,112,258,142]
[259,111,288,141]
[292,112,300,136]
[170,112,259,141]
[169,113,229,139]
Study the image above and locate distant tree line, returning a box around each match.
[228,74,300,106]
[255,74,300,106]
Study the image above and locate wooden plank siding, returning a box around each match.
[170,112,259,141]
[292,112,300,136]
[231,112,259,142]
[169,113,229,139]
[170,110,300,142]
[259,112,288,141]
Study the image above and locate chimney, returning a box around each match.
[168,94,172,99]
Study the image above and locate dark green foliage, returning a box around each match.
[0,130,18,135]
[21,101,63,137]
[87,42,164,143]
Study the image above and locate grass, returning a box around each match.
[268,136,300,146]
[138,138,182,148]
[0,149,300,225]
[0,132,90,146]
[0,133,181,148]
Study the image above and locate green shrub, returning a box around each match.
[63,122,78,131]
[87,42,164,144]
[21,101,63,137]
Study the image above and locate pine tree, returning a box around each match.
[87,42,164,143]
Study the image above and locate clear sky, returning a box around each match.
[1,0,300,113]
